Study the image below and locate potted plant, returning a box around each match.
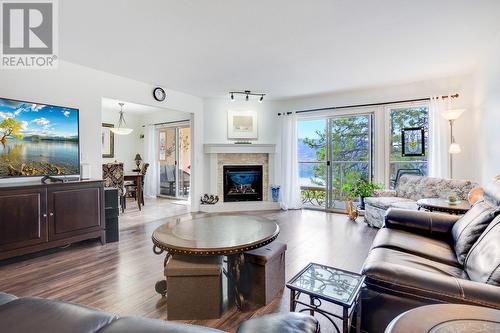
[354,179,383,210]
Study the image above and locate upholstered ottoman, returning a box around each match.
[240,241,287,306]
[165,255,226,320]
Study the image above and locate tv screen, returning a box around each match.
[0,97,80,177]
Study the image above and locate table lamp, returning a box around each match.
[134,154,142,170]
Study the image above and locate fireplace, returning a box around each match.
[223,165,263,202]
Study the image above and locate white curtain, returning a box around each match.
[428,96,450,178]
[143,125,160,198]
[279,113,302,210]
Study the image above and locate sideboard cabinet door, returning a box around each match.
[0,188,47,252]
[48,183,104,241]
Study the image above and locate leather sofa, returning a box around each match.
[364,175,477,228]
[0,292,318,333]
[356,178,500,333]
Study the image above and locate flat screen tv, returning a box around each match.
[0,97,80,178]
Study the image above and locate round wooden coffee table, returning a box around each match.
[417,198,470,215]
[151,215,280,307]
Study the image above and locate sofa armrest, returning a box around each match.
[373,189,397,197]
[384,208,460,239]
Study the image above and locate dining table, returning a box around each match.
[124,173,143,211]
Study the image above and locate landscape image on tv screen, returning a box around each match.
[0,97,79,177]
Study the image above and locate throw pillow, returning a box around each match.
[451,200,498,265]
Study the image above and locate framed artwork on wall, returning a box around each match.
[227,110,258,140]
[102,123,115,158]
[401,127,425,157]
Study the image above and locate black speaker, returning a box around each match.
[104,188,119,243]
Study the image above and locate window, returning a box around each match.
[388,105,429,188]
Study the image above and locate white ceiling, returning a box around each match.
[101,98,169,114]
[61,1,500,99]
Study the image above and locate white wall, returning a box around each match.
[474,39,500,184]
[275,73,478,183]
[0,60,204,211]
[101,107,142,172]
[200,74,479,196]
[203,98,279,144]
[202,98,281,193]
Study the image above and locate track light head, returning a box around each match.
[230,93,234,102]
[259,95,264,103]
[245,93,249,101]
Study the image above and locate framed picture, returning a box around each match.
[402,127,425,157]
[102,123,115,158]
[227,110,258,139]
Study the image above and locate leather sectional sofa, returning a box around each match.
[0,292,318,333]
[357,178,500,333]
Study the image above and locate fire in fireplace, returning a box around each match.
[223,165,263,202]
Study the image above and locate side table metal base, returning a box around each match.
[290,290,360,333]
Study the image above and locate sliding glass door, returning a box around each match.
[298,113,373,210]
[158,123,191,199]
[328,114,372,209]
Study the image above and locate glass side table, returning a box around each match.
[287,262,365,333]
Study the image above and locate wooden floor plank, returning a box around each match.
[0,198,377,333]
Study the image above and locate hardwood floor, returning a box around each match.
[0,198,377,332]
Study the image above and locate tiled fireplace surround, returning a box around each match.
[202,144,279,212]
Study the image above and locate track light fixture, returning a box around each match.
[229,90,266,103]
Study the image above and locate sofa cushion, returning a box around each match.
[100,317,224,333]
[464,215,500,286]
[396,175,476,201]
[451,200,499,264]
[364,196,414,210]
[0,297,117,333]
[371,228,459,267]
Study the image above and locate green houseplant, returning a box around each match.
[343,179,383,211]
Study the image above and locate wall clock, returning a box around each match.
[153,87,166,102]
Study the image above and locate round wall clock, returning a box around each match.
[153,87,166,102]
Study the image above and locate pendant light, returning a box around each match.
[110,103,133,135]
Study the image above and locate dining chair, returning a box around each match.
[125,163,150,205]
[102,162,126,213]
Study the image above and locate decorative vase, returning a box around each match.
[345,200,359,220]
[271,186,280,202]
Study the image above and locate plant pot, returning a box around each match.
[345,200,358,220]
[358,196,366,210]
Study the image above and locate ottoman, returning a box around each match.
[165,255,226,320]
[385,304,500,333]
[240,241,287,306]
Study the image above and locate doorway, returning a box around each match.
[158,122,191,200]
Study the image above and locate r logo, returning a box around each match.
[2,2,53,54]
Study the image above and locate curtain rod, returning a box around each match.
[141,119,190,127]
[277,93,459,116]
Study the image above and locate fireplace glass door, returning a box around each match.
[223,165,263,202]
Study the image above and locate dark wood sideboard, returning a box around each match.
[0,180,105,260]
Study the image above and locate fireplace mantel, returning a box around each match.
[204,143,276,154]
